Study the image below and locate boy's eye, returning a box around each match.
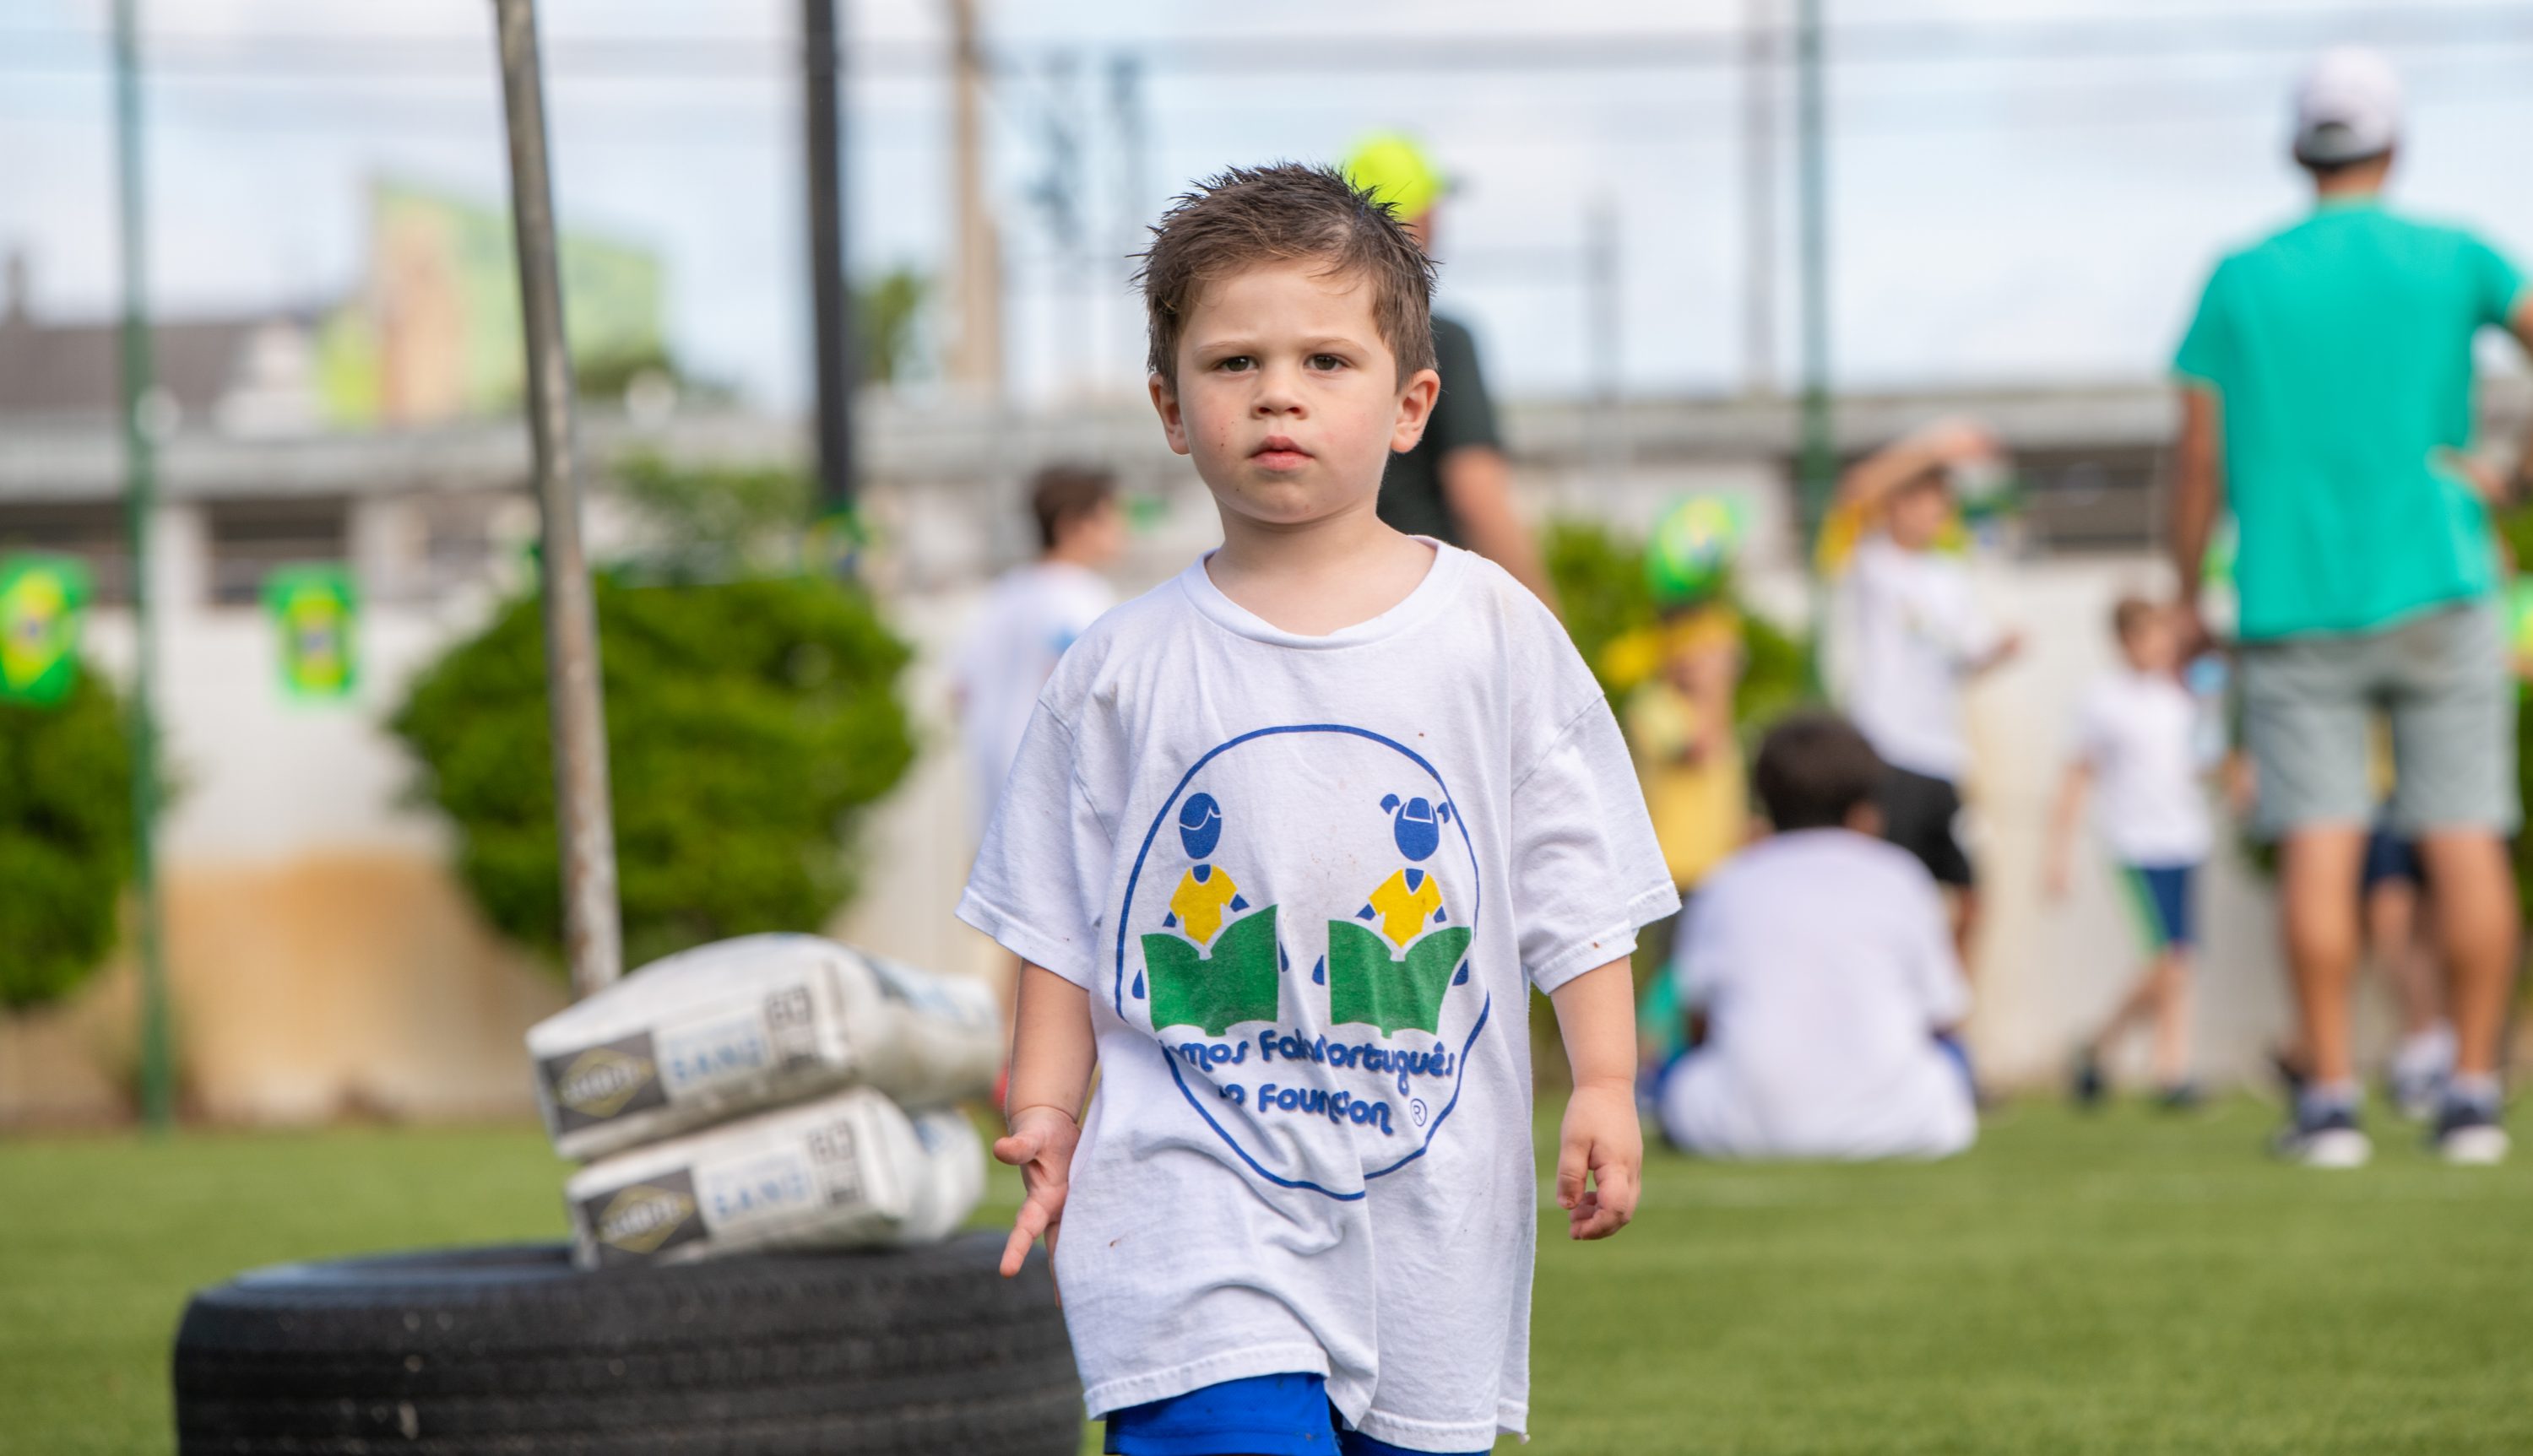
[1214,355,1254,373]
[1309,354,1346,371]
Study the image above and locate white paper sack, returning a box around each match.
[525,934,1001,1161]
[566,1086,986,1269]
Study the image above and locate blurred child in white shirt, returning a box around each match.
[1657,713,1976,1161]
[2046,597,2214,1108]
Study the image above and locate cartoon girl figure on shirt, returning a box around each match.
[1323,794,1473,1037]
[1139,793,1282,1036]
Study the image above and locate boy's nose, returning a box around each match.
[1250,361,1306,414]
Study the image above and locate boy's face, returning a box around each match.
[2121,609,2181,674]
[1885,476,1952,550]
[1149,259,1439,532]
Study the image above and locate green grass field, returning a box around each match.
[3,1097,2528,1454]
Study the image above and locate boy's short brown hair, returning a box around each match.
[1028,464,1115,552]
[1135,163,1437,386]
[1752,712,1887,832]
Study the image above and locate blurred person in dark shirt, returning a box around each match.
[1342,134,1557,612]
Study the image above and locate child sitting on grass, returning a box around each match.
[1655,712,1977,1161]
[2046,596,2214,1109]
[958,163,1675,1456]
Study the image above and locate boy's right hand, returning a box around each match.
[992,1104,1079,1279]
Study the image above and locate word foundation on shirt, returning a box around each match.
[1167,1025,1461,1135]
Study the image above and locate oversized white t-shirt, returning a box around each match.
[1834,537,2004,781]
[952,560,1117,830]
[2070,668,2212,867]
[1659,830,1974,1161]
[957,542,1676,1452]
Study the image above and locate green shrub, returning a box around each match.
[1543,517,1813,728]
[392,575,916,972]
[0,668,133,1008]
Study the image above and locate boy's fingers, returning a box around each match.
[1000,1191,1055,1277]
[1554,1136,1588,1210]
[1595,1158,1641,1224]
[990,1129,1040,1167]
[998,1221,1036,1277]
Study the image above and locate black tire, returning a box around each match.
[173,1232,1079,1455]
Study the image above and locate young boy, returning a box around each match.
[951,463,1124,833]
[1655,712,1976,1161]
[957,165,1674,1455]
[1820,419,2021,967]
[2045,598,2214,1107]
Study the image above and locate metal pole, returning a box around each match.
[1794,0,1834,546]
[493,0,622,998]
[945,0,1002,395]
[804,0,856,516]
[111,0,174,1132]
[1742,0,1779,398]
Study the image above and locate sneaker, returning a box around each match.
[2070,1052,2106,1110]
[2271,1103,2371,1168]
[2431,1099,2510,1166]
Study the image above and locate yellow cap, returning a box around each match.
[1341,133,1451,223]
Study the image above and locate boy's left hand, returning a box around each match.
[1555,1081,1641,1241]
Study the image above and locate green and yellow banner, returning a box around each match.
[264,565,359,701]
[0,554,93,707]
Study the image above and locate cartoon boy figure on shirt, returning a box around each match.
[1323,794,1473,1037]
[1140,793,1282,1036]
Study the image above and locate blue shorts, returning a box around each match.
[2361,825,2422,892]
[1103,1372,1487,1456]
[2116,863,2197,951]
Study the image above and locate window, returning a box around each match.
[0,501,134,604]
[206,498,349,605]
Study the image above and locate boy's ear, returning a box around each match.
[1148,370,1192,457]
[1388,365,1440,456]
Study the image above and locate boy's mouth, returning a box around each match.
[1250,436,1312,472]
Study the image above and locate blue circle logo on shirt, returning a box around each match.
[1116,723,1489,1199]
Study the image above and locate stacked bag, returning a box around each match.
[527,934,1004,1269]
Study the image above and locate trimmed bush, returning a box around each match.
[0,668,133,1008]
[393,575,915,972]
[1543,517,1812,728]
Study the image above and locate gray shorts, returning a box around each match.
[2239,601,2519,840]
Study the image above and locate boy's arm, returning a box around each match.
[1836,417,1999,515]
[2044,762,2093,900]
[1548,958,1642,1242]
[993,963,1097,1278]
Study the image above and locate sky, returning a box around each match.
[3,0,2530,411]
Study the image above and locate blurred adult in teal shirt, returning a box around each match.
[2171,47,2533,1168]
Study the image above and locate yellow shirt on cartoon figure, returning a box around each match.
[1168,866,1241,945]
[1365,868,1444,949]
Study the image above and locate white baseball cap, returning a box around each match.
[2292,46,2401,165]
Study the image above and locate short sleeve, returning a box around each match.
[2172,260,2235,393]
[2463,232,2528,330]
[1510,698,1681,993]
[955,703,1114,987]
[1424,318,1505,459]
[1900,872,1972,1027]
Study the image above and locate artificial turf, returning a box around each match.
[2,1096,2526,1455]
